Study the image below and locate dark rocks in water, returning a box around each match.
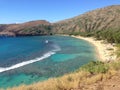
[0,32,16,37]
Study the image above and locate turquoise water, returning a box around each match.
[0,36,97,88]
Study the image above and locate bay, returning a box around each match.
[0,36,97,88]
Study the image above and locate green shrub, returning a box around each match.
[79,61,109,74]
[87,28,120,44]
[116,44,120,57]
[111,61,120,70]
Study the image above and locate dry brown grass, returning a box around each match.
[8,71,90,90]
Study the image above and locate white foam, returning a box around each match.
[0,51,55,73]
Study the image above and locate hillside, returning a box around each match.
[52,5,120,34]
[0,5,120,36]
[0,20,51,36]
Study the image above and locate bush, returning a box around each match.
[116,44,120,57]
[80,61,109,74]
[87,28,120,44]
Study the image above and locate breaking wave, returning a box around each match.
[0,41,61,73]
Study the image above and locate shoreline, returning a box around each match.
[71,35,117,62]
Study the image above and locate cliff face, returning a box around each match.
[0,5,120,36]
[52,5,120,34]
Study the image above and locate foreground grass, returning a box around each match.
[6,60,120,90]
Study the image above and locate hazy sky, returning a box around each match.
[0,0,120,24]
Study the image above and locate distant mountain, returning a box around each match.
[0,5,120,36]
[0,20,51,36]
[52,5,120,34]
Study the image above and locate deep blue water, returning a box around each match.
[0,36,97,88]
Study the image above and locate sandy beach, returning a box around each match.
[72,35,117,62]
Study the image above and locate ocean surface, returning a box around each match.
[0,36,97,88]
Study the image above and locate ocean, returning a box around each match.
[0,36,97,88]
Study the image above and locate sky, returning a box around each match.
[0,0,120,24]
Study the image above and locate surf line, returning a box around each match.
[0,51,55,73]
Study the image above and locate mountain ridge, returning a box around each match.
[0,20,51,36]
[52,5,120,34]
[0,5,120,36]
